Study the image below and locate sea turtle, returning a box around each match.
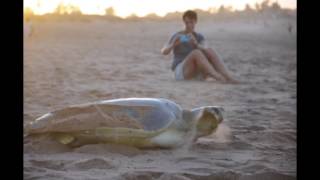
[24,98,224,148]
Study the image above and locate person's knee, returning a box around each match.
[191,49,202,55]
[191,49,205,59]
[206,47,214,52]
[205,48,219,59]
[205,48,216,54]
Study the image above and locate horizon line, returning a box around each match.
[24,5,296,19]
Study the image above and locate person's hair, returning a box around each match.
[182,10,197,21]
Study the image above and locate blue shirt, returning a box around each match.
[168,31,205,71]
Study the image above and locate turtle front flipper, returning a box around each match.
[150,129,186,148]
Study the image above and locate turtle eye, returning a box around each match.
[212,108,223,123]
[212,108,220,116]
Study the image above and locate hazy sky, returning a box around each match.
[24,0,296,18]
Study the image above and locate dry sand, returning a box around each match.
[24,17,296,180]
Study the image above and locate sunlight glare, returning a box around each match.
[24,0,296,18]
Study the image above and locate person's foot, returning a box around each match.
[205,77,218,82]
[205,76,227,83]
[226,78,240,84]
[212,74,226,83]
[226,77,241,84]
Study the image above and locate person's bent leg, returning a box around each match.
[202,48,239,83]
[182,49,225,81]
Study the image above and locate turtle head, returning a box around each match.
[191,106,224,140]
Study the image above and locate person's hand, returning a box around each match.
[171,35,181,48]
[187,33,199,48]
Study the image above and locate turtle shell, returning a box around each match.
[25,98,184,135]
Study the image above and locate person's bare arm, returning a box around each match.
[161,35,180,55]
[195,40,207,51]
[161,43,173,55]
[188,33,207,50]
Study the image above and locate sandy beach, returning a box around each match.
[24,15,296,180]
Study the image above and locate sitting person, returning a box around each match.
[161,10,238,83]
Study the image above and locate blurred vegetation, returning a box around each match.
[24,0,296,22]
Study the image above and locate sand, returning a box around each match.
[24,16,296,180]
